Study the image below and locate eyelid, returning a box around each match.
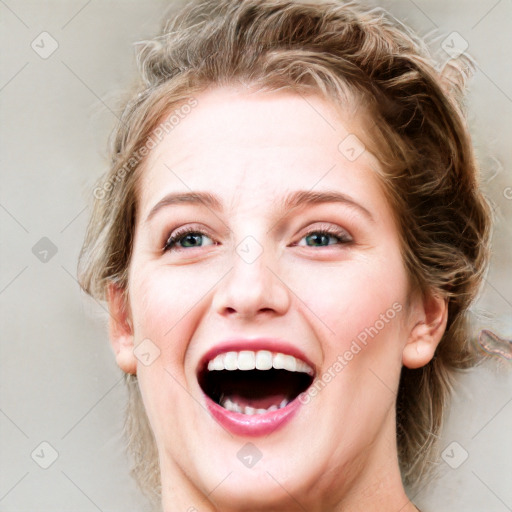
[162,221,353,253]
[163,223,217,251]
[295,222,353,243]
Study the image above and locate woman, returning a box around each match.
[78,0,492,510]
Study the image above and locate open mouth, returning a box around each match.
[198,350,315,415]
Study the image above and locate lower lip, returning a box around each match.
[204,394,302,436]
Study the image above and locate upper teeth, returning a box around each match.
[207,350,314,375]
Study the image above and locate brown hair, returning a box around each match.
[78,0,492,503]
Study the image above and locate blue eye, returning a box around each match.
[164,228,215,251]
[163,225,352,252]
[297,228,352,247]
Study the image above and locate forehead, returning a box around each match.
[136,87,385,216]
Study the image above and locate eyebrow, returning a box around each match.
[145,189,374,223]
[146,191,222,222]
[282,190,374,221]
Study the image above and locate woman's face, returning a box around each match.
[115,87,430,510]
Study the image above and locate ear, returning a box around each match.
[106,282,137,375]
[402,291,448,369]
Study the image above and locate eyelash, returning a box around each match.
[163,226,216,252]
[294,226,353,247]
[163,224,352,252]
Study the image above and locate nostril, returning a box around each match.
[213,265,292,319]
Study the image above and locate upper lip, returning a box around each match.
[196,337,317,376]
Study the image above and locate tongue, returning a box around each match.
[226,393,288,410]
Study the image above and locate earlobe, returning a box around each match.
[107,282,137,375]
[402,292,448,369]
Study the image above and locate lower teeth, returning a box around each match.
[220,397,290,414]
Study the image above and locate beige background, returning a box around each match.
[0,1,511,511]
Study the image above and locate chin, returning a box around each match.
[201,469,319,512]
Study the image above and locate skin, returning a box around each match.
[108,87,447,512]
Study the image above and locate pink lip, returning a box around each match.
[196,337,316,374]
[203,392,302,437]
[197,337,314,436]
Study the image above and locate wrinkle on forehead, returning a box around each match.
[135,87,385,226]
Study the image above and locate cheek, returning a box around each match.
[289,252,409,359]
[128,262,225,364]
[127,263,221,440]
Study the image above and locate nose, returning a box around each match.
[212,242,291,320]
